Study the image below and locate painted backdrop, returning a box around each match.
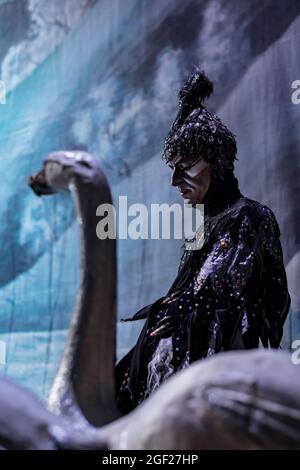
[0,0,299,399]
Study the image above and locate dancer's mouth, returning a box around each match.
[179,187,190,195]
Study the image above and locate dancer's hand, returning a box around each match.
[150,315,174,338]
[161,293,180,305]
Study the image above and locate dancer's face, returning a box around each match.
[170,155,211,204]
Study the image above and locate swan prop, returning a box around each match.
[0,151,299,450]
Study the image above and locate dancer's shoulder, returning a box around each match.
[236,197,280,236]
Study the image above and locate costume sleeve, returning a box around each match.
[189,210,260,354]
[258,208,290,347]
[164,206,290,358]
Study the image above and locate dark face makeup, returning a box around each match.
[170,155,211,204]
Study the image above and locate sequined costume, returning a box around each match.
[115,69,290,413]
[115,175,290,413]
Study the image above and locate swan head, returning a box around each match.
[29,151,102,196]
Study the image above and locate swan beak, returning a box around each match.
[28,169,56,196]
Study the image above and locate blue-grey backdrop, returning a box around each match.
[0,0,299,399]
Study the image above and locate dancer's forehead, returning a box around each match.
[168,154,203,170]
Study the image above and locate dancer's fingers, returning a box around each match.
[150,324,173,337]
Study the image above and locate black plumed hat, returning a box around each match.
[162,68,237,179]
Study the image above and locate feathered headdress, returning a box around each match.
[162,68,237,179]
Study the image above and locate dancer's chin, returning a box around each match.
[183,193,204,205]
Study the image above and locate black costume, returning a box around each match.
[115,69,290,414]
